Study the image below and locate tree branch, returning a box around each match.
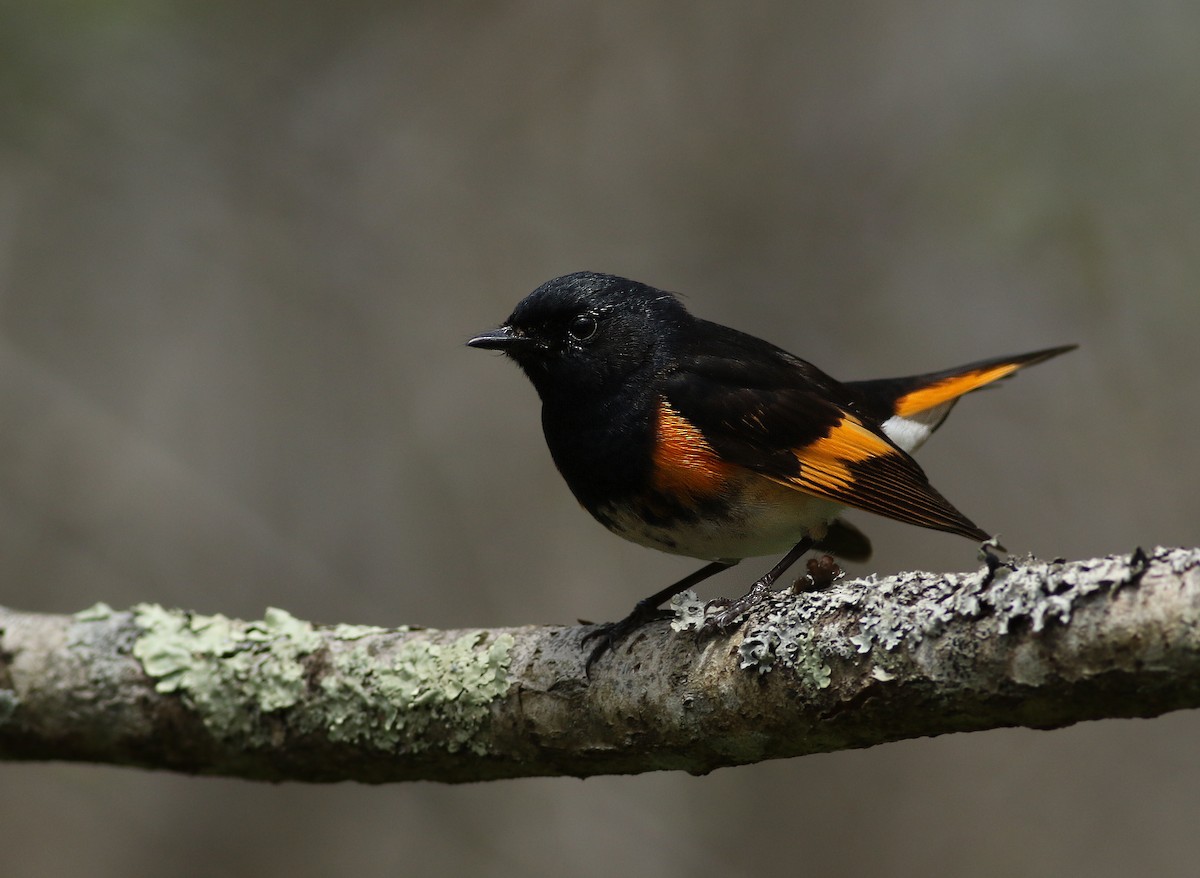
[1,547,1198,783]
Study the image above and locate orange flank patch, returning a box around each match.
[894,362,1023,417]
[792,415,898,492]
[653,400,733,496]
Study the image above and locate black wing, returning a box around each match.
[662,322,989,540]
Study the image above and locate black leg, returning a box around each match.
[702,537,814,633]
[583,559,737,673]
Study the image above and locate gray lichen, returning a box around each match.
[732,547,1195,678]
[740,611,832,686]
[669,590,707,632]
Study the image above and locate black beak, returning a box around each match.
[467,325,533,352]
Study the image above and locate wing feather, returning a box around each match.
[662,334,989,541]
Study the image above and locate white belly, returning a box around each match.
[596,480,843,562]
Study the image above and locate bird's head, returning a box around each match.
[468,272,690,401]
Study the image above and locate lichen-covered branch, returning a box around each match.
[1,547,1198,783]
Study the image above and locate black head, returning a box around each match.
[468,272,691,401]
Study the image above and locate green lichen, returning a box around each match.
[330,623,399,640]
[131,602,515,754]
[132,604,322,745]
[312,630,514,755]
[74,602,114,621]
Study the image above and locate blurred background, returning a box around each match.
[2,2,1198,875]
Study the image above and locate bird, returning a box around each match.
[468,271,1074,669]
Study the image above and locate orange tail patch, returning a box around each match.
[894,362,1024,417]
[893,345,1076,418]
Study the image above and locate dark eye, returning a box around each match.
[568,313,598,342]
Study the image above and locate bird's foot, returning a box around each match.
[700,553,841,637]
[978,537,1011,587]
[700,581,771,635]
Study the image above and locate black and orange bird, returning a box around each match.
[468,272,1073,668]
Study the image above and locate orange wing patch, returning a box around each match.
[653,399,733,496]
[766,412,987,540]
[894,362,1023,417]
[789,414,899,492]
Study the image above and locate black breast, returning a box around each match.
[539,382,659,513]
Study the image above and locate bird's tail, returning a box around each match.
[847,345,1076,453]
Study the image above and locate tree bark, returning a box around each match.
[1,547,1197,783]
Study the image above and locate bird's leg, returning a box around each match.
[702,536,815,633]
[583,559,737,673]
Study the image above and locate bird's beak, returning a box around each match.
[467,325,533,352]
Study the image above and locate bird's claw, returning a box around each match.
[699,581,771,636]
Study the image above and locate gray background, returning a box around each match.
[2,3,1197,876]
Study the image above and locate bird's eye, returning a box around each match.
[568,313,598,342]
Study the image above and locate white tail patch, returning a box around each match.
[880,401,956,453]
